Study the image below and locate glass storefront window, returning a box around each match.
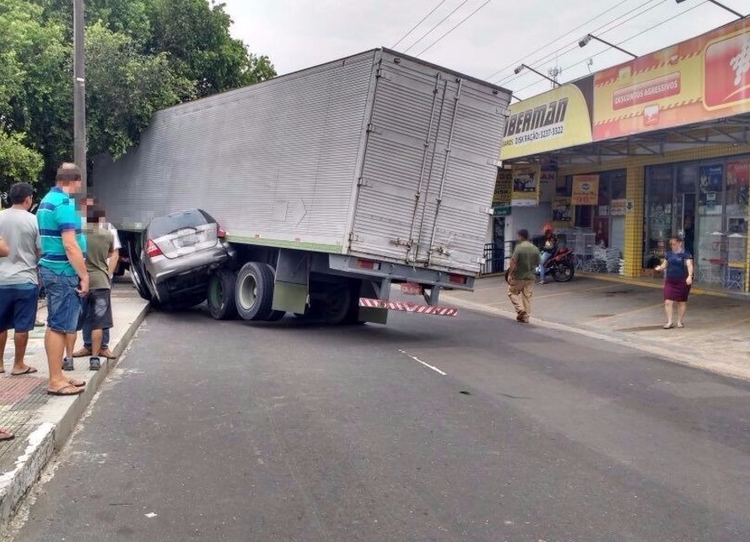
[644,155,749,291]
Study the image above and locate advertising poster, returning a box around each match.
[552,197,572,226]
[592,18,750,141]
[699,165,723,210]
[610,199,628,216]
[511,164,541,207]
[492,169,512,216]
[571,174,600,206]
[540,170,557,203]
[727,161,750,208]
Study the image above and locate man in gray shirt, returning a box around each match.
[0,183,41,377]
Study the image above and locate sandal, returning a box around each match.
[663,324,674,329]
[677,323,685,328]
[47,384,84,396]
[0,429,14,442]
[68,378,86,388]
[10,366,38,376]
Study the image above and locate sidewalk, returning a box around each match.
[443,274,750,381]
[0,280,148,526]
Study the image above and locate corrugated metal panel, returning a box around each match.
[94,51,378,253]
[348,52,510,274]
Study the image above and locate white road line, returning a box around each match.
[399,350,447,376]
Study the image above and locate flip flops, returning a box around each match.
[0,429,14,442]
[10,366,38,376]
[47,384,85,397]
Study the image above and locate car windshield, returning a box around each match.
[149,210,209,238]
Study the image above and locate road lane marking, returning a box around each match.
[399,350,447,376]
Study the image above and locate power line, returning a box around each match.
[415,0,495,57]
[510,0,707,96]
[403,0,473,54]
[392,0,450,49]
[484,0,632,81]
[496,0,667,87]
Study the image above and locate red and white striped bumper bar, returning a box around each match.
[359,298,458,317]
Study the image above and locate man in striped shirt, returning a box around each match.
[37,163,89,396]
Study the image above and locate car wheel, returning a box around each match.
[147,273,170,307]
[208,269,238,320]
[128,243,152,301]
[234,262,275,321]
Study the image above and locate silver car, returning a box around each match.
[131,208,235,309]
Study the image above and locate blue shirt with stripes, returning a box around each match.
[37,187,87,276]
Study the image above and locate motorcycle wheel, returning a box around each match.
[552,260,575,282]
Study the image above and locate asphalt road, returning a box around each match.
[10,304,750,542]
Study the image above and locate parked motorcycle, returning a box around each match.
[536,246,576,282]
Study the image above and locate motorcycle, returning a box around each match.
[536,246,575,282]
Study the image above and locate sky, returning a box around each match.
[221,0,748,99]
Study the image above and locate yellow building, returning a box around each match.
[498,17,750,293]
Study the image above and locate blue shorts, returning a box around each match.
[39,267,82,334]
[0,285,39,333]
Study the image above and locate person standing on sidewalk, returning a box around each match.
[37,163,88,396]
[537,226,558,285]
[73,202,114,372]
[72,195,119,361]
[507,229,541,324]
[655,236,694,329]
[0,182,41,377]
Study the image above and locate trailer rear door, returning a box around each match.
[348,52,509,275]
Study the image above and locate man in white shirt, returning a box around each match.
[72,195,120,360]
[0,183,41,379]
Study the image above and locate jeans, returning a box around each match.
[39,267,81,334]
[83,323,109,349]
[538,252,551,281]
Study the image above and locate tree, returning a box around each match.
[5,0,276,183]
[147,0,276,97]
[85,22,194,160]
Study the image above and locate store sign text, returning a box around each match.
[503,98,568,147]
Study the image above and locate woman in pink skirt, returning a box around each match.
[655,237,694,329]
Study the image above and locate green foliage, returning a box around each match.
[0,132,44,196]
[2,0,276,184]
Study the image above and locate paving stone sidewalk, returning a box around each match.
[442,274,750,381]
[0,281,149,527]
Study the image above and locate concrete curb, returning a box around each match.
[443,293,750,383]
[0,302,150,528]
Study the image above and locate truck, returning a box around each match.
[93,48,511,325]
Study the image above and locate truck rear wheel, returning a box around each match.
[208,269,238,320]
[321,281,361,325]
[235,262,275,321]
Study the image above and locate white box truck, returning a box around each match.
[94,48,511,325]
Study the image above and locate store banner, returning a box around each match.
[571,174,599,206]
[511,164,541,207]
[552,197,572,226]
[592,18,750,141]
[500,81,594,161]
[492,169,512,216]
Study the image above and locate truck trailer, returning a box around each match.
[93,48,511,325]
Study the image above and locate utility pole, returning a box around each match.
[73,0,87,195]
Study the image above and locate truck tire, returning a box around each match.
[208,269,238,320]
[321,282,359,325]
[235,262,275,321]
[266,310,286,322]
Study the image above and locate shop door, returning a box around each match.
[492,216,505,273]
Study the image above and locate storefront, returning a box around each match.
[495,16,750,293]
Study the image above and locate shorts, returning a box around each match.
[39,267,82,334]
[77,289,113,331]
[0,286,39,333]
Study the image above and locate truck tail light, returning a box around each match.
[146,239,162,257]
[357,259,377,270]
[448,274,467,285]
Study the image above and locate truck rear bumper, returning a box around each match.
[325,254,475,291]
